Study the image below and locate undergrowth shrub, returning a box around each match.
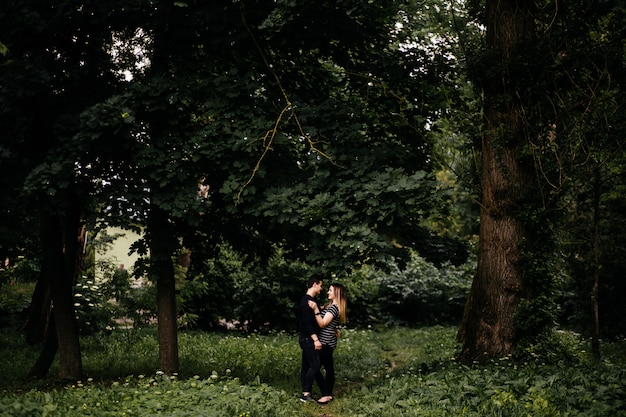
[332,348,626,417]
[79,327,159,378]
[374,253,474,325]
[178,331,300,388]
[0,281,34,328]
[183,244,474,329]
[0,258,39,287]
[232,246,310,331]
[182,242,310,331]
[73,276,116,335]
[514,328,588,364]
[0,372,299,417]
[182,242,242,329]
[72,261,156,335]
[339,264,382,323]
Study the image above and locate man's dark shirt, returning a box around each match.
[297,294,320,340]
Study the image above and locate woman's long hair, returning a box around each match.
[330,283,347,324]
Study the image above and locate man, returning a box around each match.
[297,275,325,402]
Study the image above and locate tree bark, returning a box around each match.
[458,0,536,364]
[148,204,180,375]
[46,204,84,380]
[156,264,180,375]
[25,200,84,380]
[24,267,53,346]
[26,317,58,379]
[458,141,529,362]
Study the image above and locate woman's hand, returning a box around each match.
[307,300,319,313]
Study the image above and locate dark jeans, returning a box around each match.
[319,344,335,396]
[299,337,326,393]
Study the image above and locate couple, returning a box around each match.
[297,275,347,404]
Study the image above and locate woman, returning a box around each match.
[308,283,347,404]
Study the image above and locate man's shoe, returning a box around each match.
[300,394,314,402]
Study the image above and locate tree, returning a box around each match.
[0,0,130,379]
[458,0,626,363]
[458,0,550,363]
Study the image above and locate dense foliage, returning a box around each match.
[0,249,474,335]
[544,2,626,340]
[180,243,474,331]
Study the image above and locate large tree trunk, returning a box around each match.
[458,0,536,364]
[458,142,530,362]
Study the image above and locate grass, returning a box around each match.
[0,325,625,416]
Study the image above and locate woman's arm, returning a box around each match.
[308,300,335,328]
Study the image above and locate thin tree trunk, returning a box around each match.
[149,204,180,375]
[49,207,83,380]
[591,168,601,359]
[51,271,83,380]
[157,265,179,375]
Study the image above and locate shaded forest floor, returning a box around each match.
[1,326,625,416]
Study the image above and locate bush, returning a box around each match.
[0,281,34,328]
[181,241,249,329]
[183,246,474,329]
[339,264,383,324]
[0,258,39,286]
[514,328,588,364]
[232,246,310,331]
[356,251,474,326]
[73,277,116,335]
[182,242,310,331]
[73,260,156,334]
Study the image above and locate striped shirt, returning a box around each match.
[318,304,340,349]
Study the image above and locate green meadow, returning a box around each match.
[1,326,624,417]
